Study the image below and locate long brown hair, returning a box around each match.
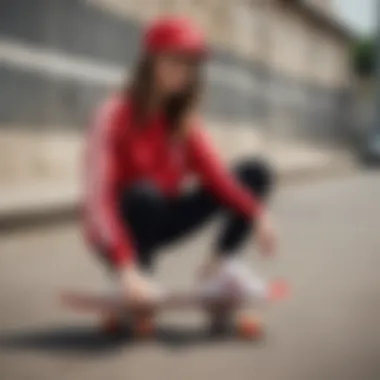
[127,55,202,138]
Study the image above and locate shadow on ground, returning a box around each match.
[0,324,262,356]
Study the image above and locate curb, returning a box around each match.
[0,201,79,233]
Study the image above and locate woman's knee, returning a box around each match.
[234,158,275,199]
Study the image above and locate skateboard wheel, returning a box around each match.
[100,315,123,336]
[236,316,264,340]
[133,317,155,338]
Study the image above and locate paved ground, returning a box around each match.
[1,171,380,380]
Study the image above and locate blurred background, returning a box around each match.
[1,1,379,380]
[0,0,375,211]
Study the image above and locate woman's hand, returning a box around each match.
[118,265,158,308]
[256,211,277,257]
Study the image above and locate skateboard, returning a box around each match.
[61,279,289,340]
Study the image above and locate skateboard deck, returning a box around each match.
[60,279,289,339]
[61,279,289,314]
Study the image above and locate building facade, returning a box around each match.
[0,0,352,145]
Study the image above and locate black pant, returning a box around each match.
[119,159,274,270]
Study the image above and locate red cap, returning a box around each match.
[143,17,207,57]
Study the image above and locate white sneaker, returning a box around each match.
[198,258,268,303]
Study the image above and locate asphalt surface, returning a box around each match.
[1,171,380,380]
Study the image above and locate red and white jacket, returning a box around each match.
[84,95,262,268]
